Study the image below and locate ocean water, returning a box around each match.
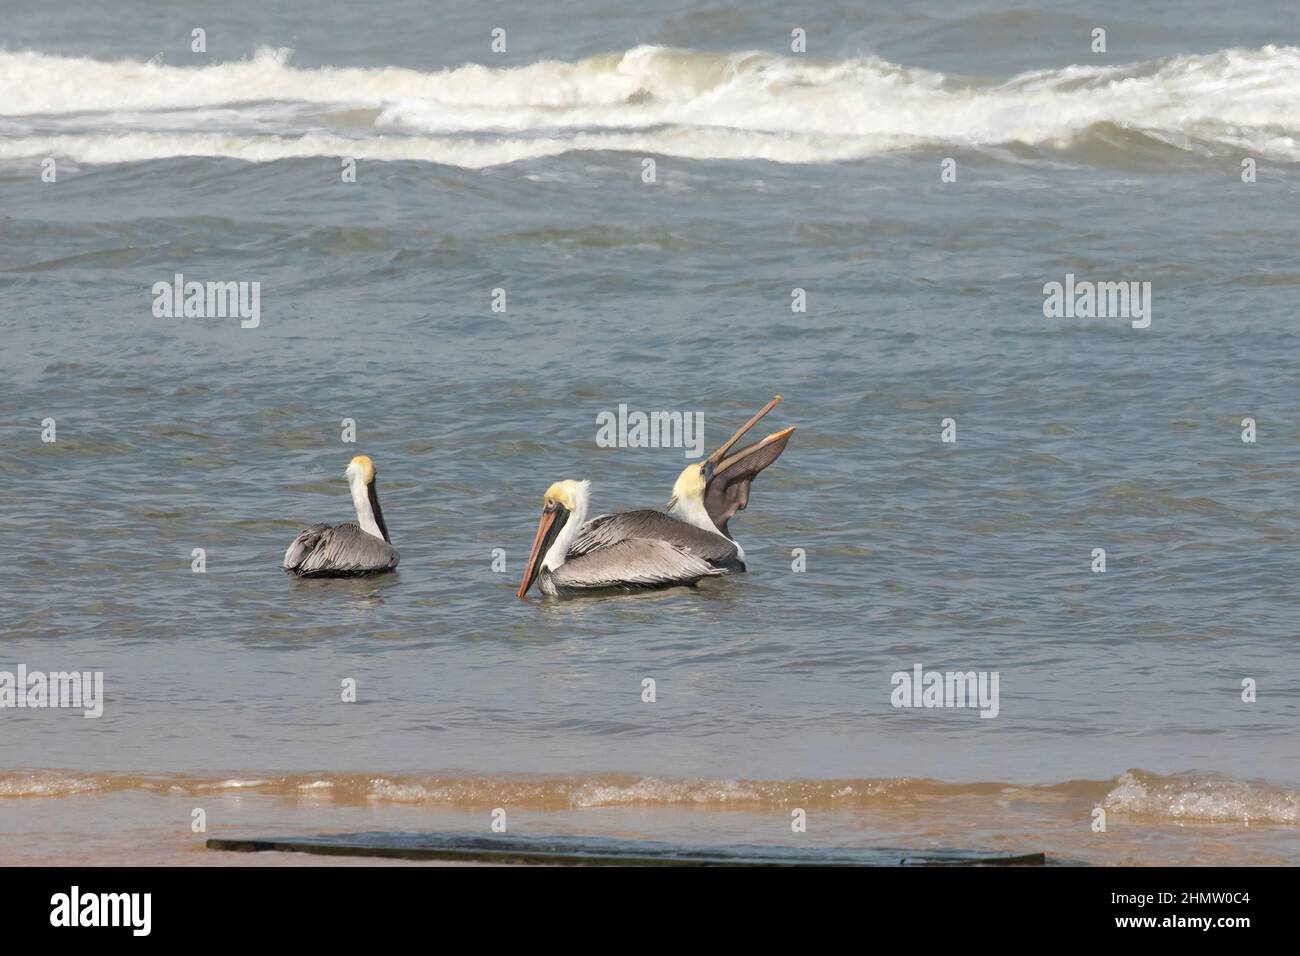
[1,0,1298,864]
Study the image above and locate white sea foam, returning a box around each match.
[0,770,103,797]
[1103,770,1300,825]
[1,45,1298,166]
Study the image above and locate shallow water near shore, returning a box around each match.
[4,769,1300,866]
[2,0,1299,865]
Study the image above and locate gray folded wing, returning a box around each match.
[571,510,740,569]
[550,537,724,593]
[283,522,399,576]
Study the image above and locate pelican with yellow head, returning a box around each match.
[283,455,400,577]
[665,395,795,559]
[518,478,722,598]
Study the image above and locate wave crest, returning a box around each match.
[1103,770,1300,825]
[5,768,1298,825]
[1,45,1298,166]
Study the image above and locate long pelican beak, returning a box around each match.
[704,395,783,469]
[517,502,569,599]
[697,399,796,538]
[715,425,797,474]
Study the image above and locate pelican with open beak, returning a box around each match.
[562,396,795,574]
[518,479,722,598]
[664,395,795,564]
[283,455,399,577]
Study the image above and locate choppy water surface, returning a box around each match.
[1,0,1298,863]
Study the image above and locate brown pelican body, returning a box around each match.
[573,396,795,573]
[518,480,723,598]
[283,455,399,577]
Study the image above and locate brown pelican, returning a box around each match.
[570,396,795,572]
[283,455,399,577]
[517,480,723,598]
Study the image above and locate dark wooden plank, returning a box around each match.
[207,831,1048,866]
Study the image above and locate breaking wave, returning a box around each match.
[4,768,1298,824]
[1102,770,1300,825]
[1,44,1298,166]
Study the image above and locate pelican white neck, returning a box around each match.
[669,493,716,534]
[669,492,744,560]
[543,481,590,572]
[346,464,385,540]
